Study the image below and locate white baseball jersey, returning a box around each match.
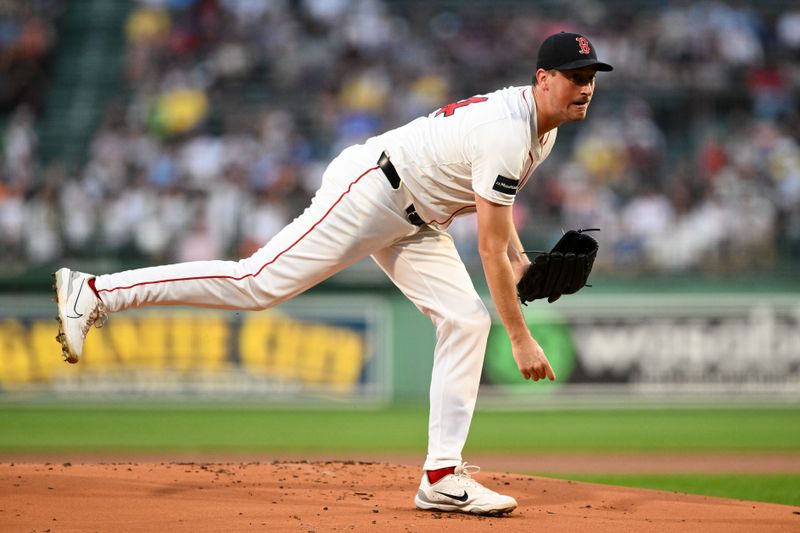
[92,84,558,472]
[365,85,557,227]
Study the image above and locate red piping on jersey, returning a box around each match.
[426,204,475,226]
[98,166,380,295]
[519,152,535,189]
[522,131,550,187]
[519,87,548,189]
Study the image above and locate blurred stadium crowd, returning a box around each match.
[1,0,799,275]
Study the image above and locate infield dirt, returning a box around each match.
[2,461,799,532]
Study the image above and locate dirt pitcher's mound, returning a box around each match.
[2,461,798,532]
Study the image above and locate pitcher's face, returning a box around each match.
[539,67,597,123]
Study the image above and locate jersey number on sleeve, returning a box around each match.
[434,96,488,117]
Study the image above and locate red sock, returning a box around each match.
[87,277,101,299]
[426,466,455,484]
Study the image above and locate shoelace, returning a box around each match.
[83,303,108,334]
[452,463,482,488]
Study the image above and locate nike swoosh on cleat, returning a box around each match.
[66,279,85,319]
[434,490,469,502]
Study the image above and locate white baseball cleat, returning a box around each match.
[53,268,107,364]
[414,462,517,516]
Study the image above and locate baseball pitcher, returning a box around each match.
[54,32,611,515]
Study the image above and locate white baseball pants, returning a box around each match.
[93,144,491,471]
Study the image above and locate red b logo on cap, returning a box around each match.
[576,37,591,54]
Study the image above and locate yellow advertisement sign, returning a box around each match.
[0,308,376,396]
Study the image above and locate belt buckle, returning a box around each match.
[405,204,424,226]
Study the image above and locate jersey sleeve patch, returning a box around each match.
[492,175,518,195]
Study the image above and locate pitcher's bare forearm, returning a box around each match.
[475,195,555,381]
[476,196,530,342]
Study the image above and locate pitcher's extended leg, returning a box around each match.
[55,156,416,363]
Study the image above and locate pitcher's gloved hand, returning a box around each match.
[517,229,599,304]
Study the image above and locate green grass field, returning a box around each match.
[2,405,798,452]
[545,473,800,507]
[1,404,799,505]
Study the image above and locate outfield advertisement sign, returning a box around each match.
[2,293,798,402]
[0,296,390,402]
[484,295,800,397]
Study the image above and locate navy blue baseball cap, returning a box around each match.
[537,32,613,72]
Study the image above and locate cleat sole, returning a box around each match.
[415,506,515,517]
[52,271,79,364]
